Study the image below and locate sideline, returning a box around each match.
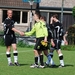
[0,50,32,55]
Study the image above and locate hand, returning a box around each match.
[50,17,54,21]
[51,41,55,47]
[51,39,55,47]
[19,32,25,36]
[50,17,53,24]
[34,39,36,42]
[44,38,47,43]
[64,40,68,45]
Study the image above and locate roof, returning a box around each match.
[0,0,75,10]
[0,0,36,9]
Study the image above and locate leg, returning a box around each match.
[5,35,14,66]
[56,40,64,67]
[31,38,41,66]
[12,44,20,66]
[30,37,44,68]
[44,50,51,65]
[56,49,64,67]
[49,49,55,65]
[30,49,39,68]
[33,50,44,67]
[38,51,44,66]
[38,51,45,68]
[49,40,56,66]
[6,46,14,66]
[33,50,39,65]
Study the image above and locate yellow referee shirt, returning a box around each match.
[25,20,48,38]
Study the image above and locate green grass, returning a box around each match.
[0,46,75,75]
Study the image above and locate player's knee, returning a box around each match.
[59,54,63,60]
[6,46,11,51]
[13,50,18,56]
[50,49,54,53]
[50,54,53,58]
[12,44,17,50]
[13,47,17,50]
[49,53,53,58]
[57,49,62,54]
[44,51,48,56]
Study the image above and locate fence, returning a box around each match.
[0,35,35,47]
[0,34,75,48]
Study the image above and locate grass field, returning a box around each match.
[0,46,75,75]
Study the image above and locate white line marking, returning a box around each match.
[0,50,32,55]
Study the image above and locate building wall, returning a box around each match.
[0,0,75,32]
[0,0,36,9]
[0,9,34,32]
[0,0,36,32]
[0,9,3,31]
[39,0,75,32]
[40,0,75,8]
[15,25,28,32]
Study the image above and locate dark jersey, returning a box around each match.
[50,21,64,40]
[46,23,53,39]
[4,18,15,36]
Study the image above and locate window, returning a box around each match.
[13,11,20,24]
[40,12,48,21]
[2,10,20,23]
[2,10,28,24]
[22,12,28,23]
[2,10,7,22]
[40,12,49,24]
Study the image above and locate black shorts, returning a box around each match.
[34,37,48,51]
[50,40,61,50]
[47,36,51,50]
[47,42,50,50]
[4,35,16,46]
[47,35,52,42]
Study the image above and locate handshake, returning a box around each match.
[19,31,25,36]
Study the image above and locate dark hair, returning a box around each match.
[35,11,41,19]
[52,14,58,19]
[40,16,46,21]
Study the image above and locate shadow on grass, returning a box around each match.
[64,64,74,67]
[20,63,30,66]
[19,64,74,68]
[49,64,74,68]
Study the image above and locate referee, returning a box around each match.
[3,10,24,66]
[25,12,48,68]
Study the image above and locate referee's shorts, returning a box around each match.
[4,35,16,46]
[34,37,49,51]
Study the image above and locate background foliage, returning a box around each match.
[72,6,75,19]
[67,25,75,45]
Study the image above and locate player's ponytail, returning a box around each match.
[35,11,41,19]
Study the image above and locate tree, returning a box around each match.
[72,6,75,19]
